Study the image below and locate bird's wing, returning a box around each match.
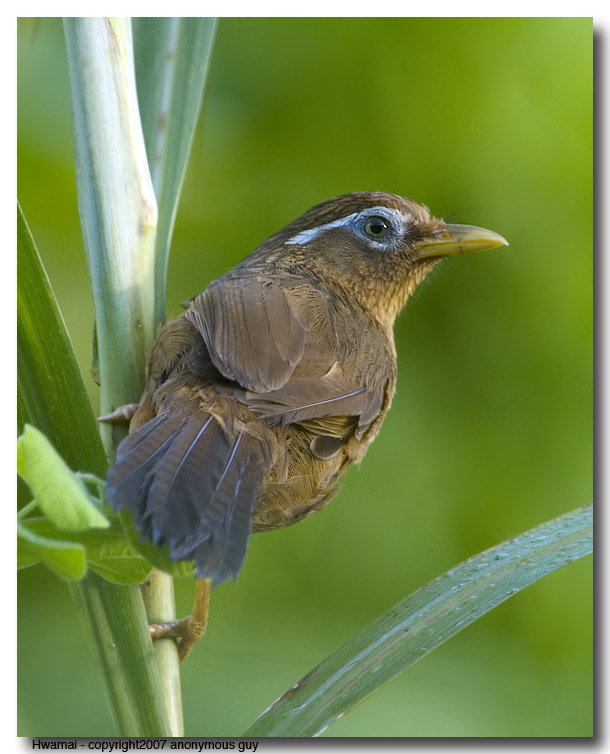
[107,276,389,582]
[185,276,387,442]
[185,276,307,393]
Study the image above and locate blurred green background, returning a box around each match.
[18,17,592,737]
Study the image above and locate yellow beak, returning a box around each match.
[415,223,509,259]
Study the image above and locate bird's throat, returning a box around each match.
[346,257,442,331]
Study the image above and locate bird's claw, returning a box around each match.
[149,614,207,662]
[97,403,139,424]
[149,578,211,662]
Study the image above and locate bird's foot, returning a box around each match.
[149,615,207,662]
[149,578,211,662]
[97,403,140,424]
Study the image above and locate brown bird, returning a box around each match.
[106,191,506,655]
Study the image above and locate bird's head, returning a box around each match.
[255,191,508,329]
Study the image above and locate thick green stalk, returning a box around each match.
[78,575,172,735]
[63,17,182,735]
[141,569,184,736]
[64,17,156,452]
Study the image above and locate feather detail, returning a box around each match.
[186,278,307,392]
[310,435,345,459]
[106,408,270,584]
[248,384,367,426]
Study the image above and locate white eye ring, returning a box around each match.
[355,207,404,249]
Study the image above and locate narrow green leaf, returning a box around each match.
[245,505,593,737]
[17,204,107,476]
[17,383,30,437]
[24,517,153,585]
[18,424,109,531]
[18,521,87,581]
[133,17,217,327]
[17,196,169,735]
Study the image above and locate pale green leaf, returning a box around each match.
[23,517,153,585]
[18,521,87,581]
[18,424,109,531]
[88,554,153,585]
[17,544,39,570]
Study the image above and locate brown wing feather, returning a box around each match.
[185,275,388,445]
[186,277,306,393]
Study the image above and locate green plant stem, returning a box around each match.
[64,17,157,452]
[77,573,171,736]
[141,569,184,736]
[63,17,182,735]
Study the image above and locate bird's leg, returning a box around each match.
[97,403,140,424]
[149,578,211,662]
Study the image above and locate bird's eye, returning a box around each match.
[364,215,391,240]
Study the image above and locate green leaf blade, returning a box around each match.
[133,16,217,327]
[244,505,593,737]
[21,517,153,585]
[17,204,107,476]
[87,553,153,585]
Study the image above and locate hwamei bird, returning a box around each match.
[105,191,507,656]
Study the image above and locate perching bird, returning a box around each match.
[106,191,506,598]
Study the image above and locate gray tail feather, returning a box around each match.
[106,410,269,584]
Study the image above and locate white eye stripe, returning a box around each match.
[285,213,358,245]
[284,207,413,246]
